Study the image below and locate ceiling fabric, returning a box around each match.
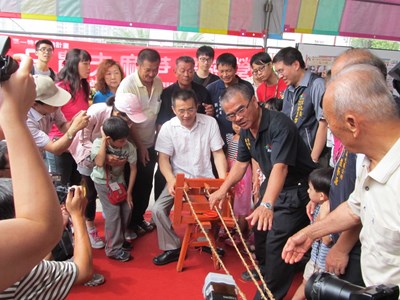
[0,0,398,41]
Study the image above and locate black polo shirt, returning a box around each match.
[237,108,316,187]
[156,81,212,125]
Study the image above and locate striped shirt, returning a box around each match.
[0,260,77,300]
[310,204,331,270]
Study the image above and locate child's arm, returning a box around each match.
[94,136,108,168]
[126,163,137,208]
[318,201,333,246]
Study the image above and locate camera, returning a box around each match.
[305,272,399,300]
[0,36,19,82]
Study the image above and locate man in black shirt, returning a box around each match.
[193,45,220,87]
[157,56,213,126]
[209,84,315,300]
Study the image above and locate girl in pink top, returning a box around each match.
[46,49,102,247]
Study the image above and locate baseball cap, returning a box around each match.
[114,93,147,123]
[34,75,71,107]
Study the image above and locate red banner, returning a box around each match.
[4,34,262,88]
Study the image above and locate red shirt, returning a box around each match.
[256,79,287,103]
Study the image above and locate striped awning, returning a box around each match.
[0,0,399,41]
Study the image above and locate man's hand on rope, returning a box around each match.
[208,189,227,209]
[246,205,273,231]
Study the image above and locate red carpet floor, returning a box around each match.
[67,213,302,300]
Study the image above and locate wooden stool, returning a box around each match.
[173,173,234,272]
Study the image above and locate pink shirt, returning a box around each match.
[49,81,89,140]
[69,103,113,164]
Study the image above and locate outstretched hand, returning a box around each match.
[281,228,314,264]
[246,206,273,231]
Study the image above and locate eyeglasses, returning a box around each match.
[38,47,53,53]
[225,101,251,121]
[252,63,269,75]
[198,57,212,63]
[176,108,196,115]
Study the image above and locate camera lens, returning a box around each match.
[305,272,361,300]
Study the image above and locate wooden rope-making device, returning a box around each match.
[173,173,274,300]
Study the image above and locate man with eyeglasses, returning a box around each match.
[272,47,327,166]
[250,52,287,103]
[209,84,315,300]
[31,39,56,81]
[155,56,214,199]
[193,45,220,87]
[151,89,227,266]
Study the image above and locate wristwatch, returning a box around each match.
[259,202,273,211]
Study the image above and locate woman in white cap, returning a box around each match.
[69,93,147,249]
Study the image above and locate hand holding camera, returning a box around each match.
[0,37,36,128]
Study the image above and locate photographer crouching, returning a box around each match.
[282,63,400,299]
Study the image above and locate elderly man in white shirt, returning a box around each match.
[282,64,400,291]
[151,89,227,266]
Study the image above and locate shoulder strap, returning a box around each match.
[49,68,56,81]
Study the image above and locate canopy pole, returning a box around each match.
[263,0,273,51]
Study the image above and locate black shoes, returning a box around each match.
[122,241,133,252]
[241,266,265,281]
[133,220,155,236]
[153,248,181,266]
[197,246,225,257]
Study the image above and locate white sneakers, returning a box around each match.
[88,227,105,249]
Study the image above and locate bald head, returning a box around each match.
[331,48,387,78]
[326,64,396,122]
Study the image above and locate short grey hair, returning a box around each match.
[220,84,254,106]
[329,64,397,121]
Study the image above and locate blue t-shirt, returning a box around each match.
[93,90,114,104]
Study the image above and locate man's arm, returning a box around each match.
[129,124,148,166]
[158,152,176,196]
[209,160,250,209]
[325,224,362,275]
[212,148,227,179]
[66,186,93,285]
[311,119,328,163]
[0,54,64,291]
[246,163,288,231]
[282,201,361,264]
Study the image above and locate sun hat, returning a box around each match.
[34,75,71,107]
[114,93,147,123]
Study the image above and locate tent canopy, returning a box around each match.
[0,0,399,41]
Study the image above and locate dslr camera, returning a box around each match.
[0,36,19,82]
[305,272,399,300]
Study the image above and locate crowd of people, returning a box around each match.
[0,38,399,300]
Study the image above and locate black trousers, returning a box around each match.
[81,174,97,221]
[340,242,364,287]
[126,147,157,228]
[254,183,309,300]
